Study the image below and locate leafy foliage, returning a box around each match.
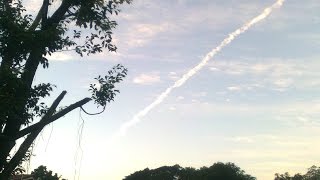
[0,0,131,128]
[0,0,131,178]
[31,165,66,180]
[275,165,320,180]
[90,64,128,107]
[25,83,55,124]
[124,162,256,180]
[9,148,33,176]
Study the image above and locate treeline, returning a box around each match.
[124,162,255,180]
[275,165,320,180]
[12,163,320,180]
[124,162,320,180]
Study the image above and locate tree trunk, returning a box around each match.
[0,128,41,179]
[0,89,91,176]
[0,91,67,179]
[0,49,42,171]
[0,0,73,172]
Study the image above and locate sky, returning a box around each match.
[18,0,320,179]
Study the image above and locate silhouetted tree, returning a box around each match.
[124,165,181,180]
[274,172,292,180]
[31,165,65,180]
[275,165,320,180]
[0,0,131,178]
[124,162,256,180]
[179,167,199,180]
[201,162,255,180]
[304,165,320,180]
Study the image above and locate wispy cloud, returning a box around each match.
[168,72,180,80]
[176,96,185,101]
[113,0,279,51]
[208,59,302,76]
[133,73,161,85]
[288,33,320,45]
[272,78,293,91]
[46,52,73,61]
[114,22,177,48]
[227,86,242,91]
[164,99,320,129]
[208,57,320,91]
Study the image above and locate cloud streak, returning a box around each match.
[116,0,286,137]
[133,73,161,85]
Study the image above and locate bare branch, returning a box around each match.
[41,0,50,27]
[48,0,72,25]
[0,90,67,178]
[14,97,91,140]
[28,0,50,31]
[46,90,67,116]
[28,1,45,31]
[1,128,41,178]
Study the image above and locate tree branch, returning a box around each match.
[46,90,67,116]
[41,0,50,27]
[48,0,72,25]
[14,97,91,140]
[28,0,47,31]
[1,128,41,179]
[0,90,67,179]
[0,92,91,179]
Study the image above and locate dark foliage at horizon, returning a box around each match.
[274,165,320,180]
[31,165,66,180]
[124,162,256,180]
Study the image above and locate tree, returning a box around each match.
[31,165,66,180]
[275,165,320,180]
[123,162,256,180]
[304,165,320,180]
[124,165,182,180]
[199,162,256,180]
[0,0,131,178]
[274,172,294,180]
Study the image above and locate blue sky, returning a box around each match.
[20,0,320,179]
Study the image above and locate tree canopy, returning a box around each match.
[275,165,320,180]
[124,162,256,180]
[0,0,131,178]
[31,165,65,180]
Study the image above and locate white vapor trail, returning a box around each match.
[117,0,285,136]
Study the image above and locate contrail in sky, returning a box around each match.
[116,0,285,136]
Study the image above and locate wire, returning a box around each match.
[74,108,85,180]
[45,123,53,152]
